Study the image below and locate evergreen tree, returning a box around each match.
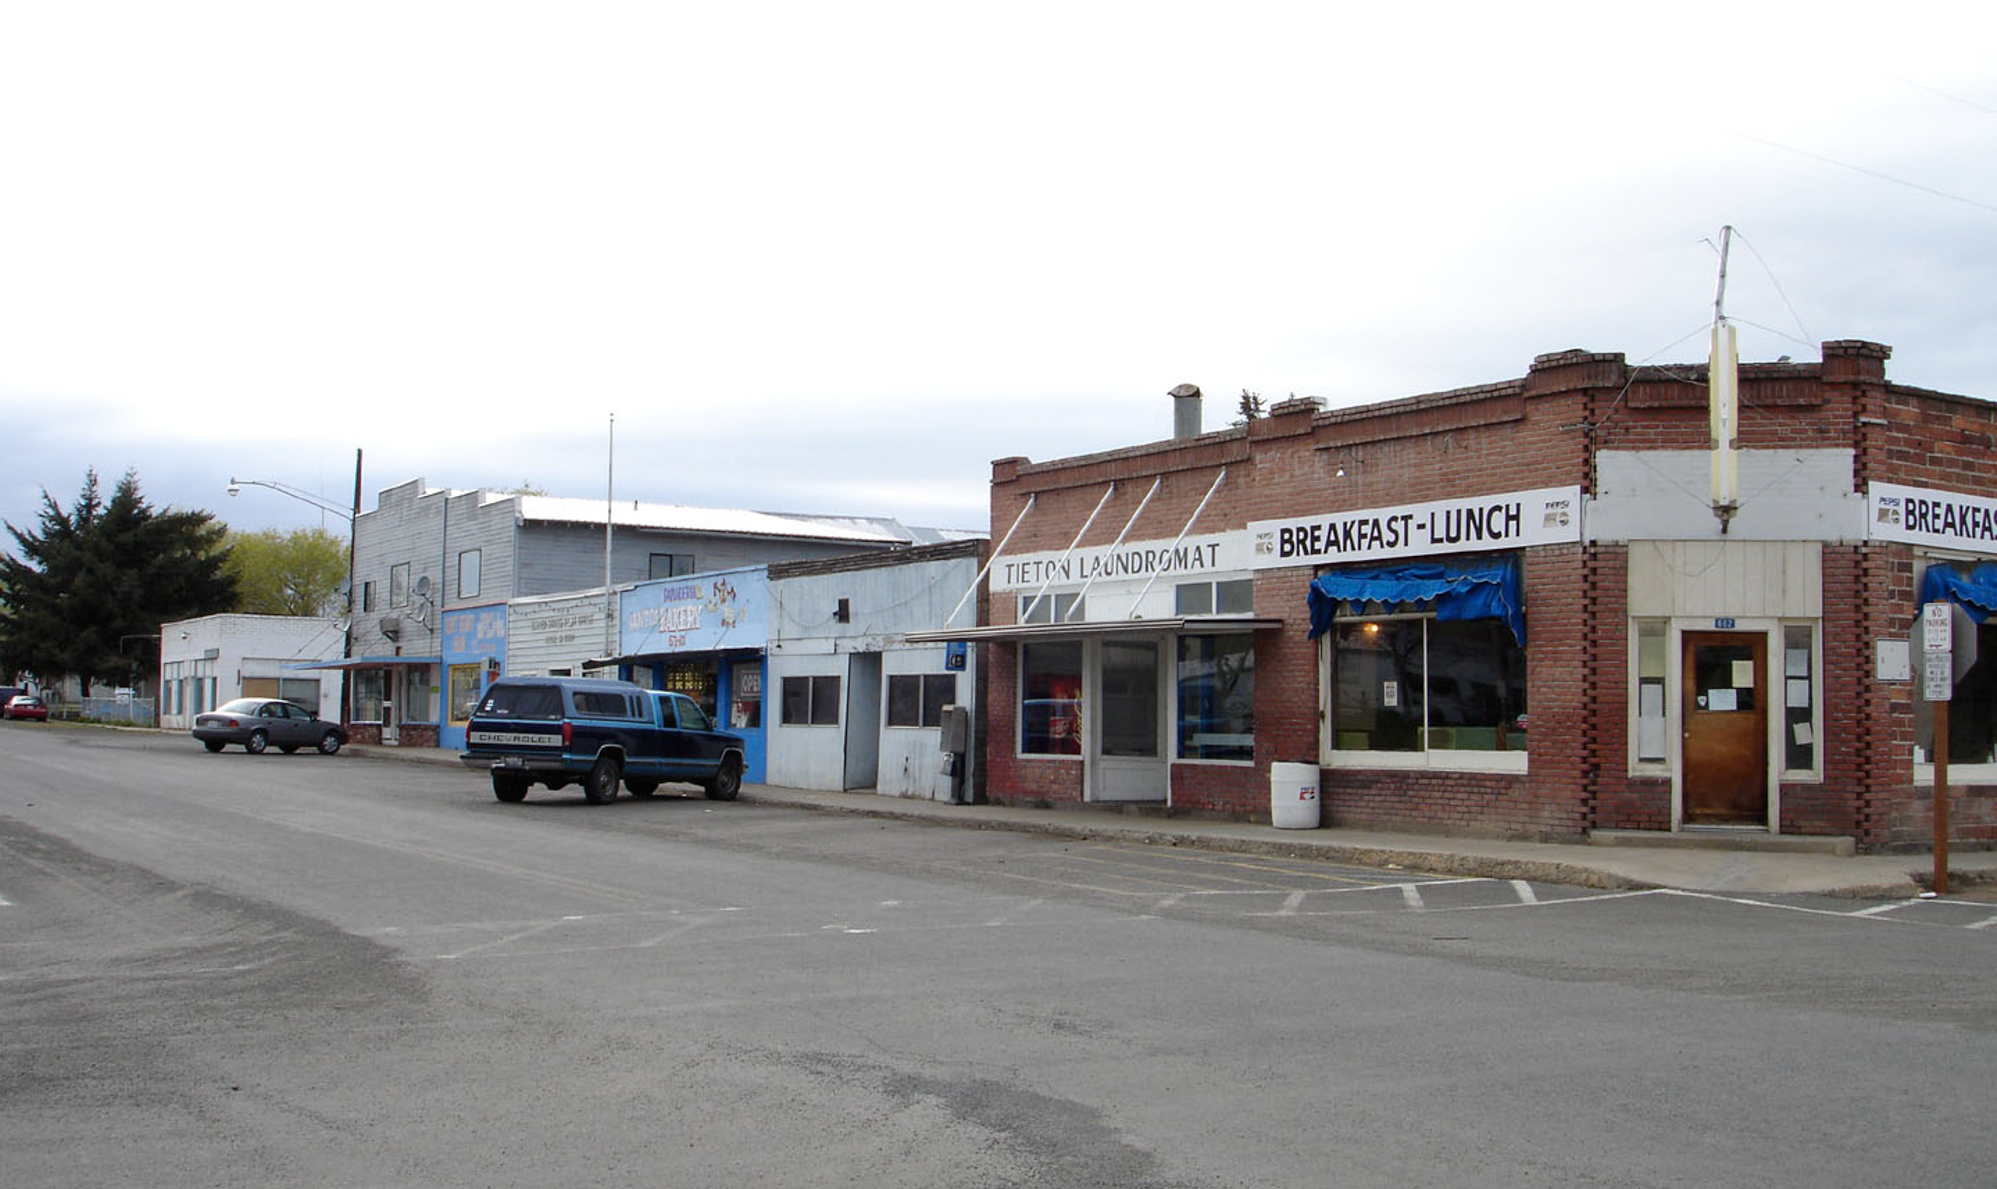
[1233,389,1267,426]
[0,469,236,694]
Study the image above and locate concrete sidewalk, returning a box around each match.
[352,743,1996,898]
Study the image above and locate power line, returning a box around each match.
[1736,131,1997,215]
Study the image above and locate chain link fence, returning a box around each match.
[77,696,157,726]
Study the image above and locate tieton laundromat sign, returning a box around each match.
[991,532,1254,593]
[1246,485,1582,567]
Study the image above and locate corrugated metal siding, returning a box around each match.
[506,590,618,676]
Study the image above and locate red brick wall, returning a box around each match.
[1847,348,1997,849]
[978,342,1997,849]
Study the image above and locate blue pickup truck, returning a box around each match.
[460,676,747,805]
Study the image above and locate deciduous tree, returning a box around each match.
[223,527,350,617]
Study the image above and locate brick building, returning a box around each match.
[921,341,1997,851]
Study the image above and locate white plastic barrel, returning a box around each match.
[1269,761,1321,829]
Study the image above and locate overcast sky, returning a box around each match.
[3,1,1993,545]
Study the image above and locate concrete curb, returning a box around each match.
[356,744,1993,898]
[741,792,1657,891]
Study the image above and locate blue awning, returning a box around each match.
[1307,555,1525,645]
[1920,562,1997,623]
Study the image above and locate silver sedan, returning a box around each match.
[192,698,347,755]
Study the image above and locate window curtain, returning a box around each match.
[1306,554,1525,645]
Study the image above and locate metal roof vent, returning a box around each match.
[1169,383,1202,440]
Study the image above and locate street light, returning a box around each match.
[225,452,365,732]
[226,477,355,531]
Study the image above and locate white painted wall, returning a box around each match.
[763,649,852,791]
[158,614,344,728]
[1589,449,1866,543]
[764,550,982,798]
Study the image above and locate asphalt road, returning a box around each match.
[3,722,1994,1188]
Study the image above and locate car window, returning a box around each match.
[285,703,314,720]
[676,698,713,731]
[573,691,639,719]
[477,685,563,720]
[218,699,262,714]
[259,704,283,717]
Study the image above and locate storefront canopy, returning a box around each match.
[1920,562,1997,623]
[1307,555,1525,645]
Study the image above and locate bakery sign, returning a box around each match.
[1247,486,1582,567]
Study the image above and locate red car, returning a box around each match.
[4,695,50,721]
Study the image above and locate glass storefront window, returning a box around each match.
[1331,615,1525,753]
[404,672,435,722]
[353,669,384,722]
[731,662,762,730]
[1177,634,1254,761]
[448,664,483,726]
[1333,619,1424,751]
[1635,620,1668,764]
[663,661,718,722]
[1021,641,1082,755]
[1782,624,1816,772]
[1915,617,1997,765]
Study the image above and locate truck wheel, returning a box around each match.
[624,778,658,798]
[583,755,622,804]
[493,773,530,803]
[704,757,742,801]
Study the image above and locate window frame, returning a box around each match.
[887,673,958,728]
[1018,592,1085,625]
[1175,632,1255,764]
[1018,640,1084,757]
[1320,609,1528,774]
[1913,553,1997,783]
[781,674,841,726]
[649,552,695,580]
[1174,578,1254,616]
[458,549,482,600]
[1779,622,1821,779]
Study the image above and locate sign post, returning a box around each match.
[1918,603,1955,895]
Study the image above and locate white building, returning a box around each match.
[158,613,345,728]
[763,542,985,801]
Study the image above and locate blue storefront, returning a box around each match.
[613,567,768,784]
[440,603,508,752]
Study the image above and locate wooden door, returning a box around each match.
[1680,632,1767,825]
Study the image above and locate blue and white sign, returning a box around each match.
[620,567,768,656]
[441,605,507,659]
